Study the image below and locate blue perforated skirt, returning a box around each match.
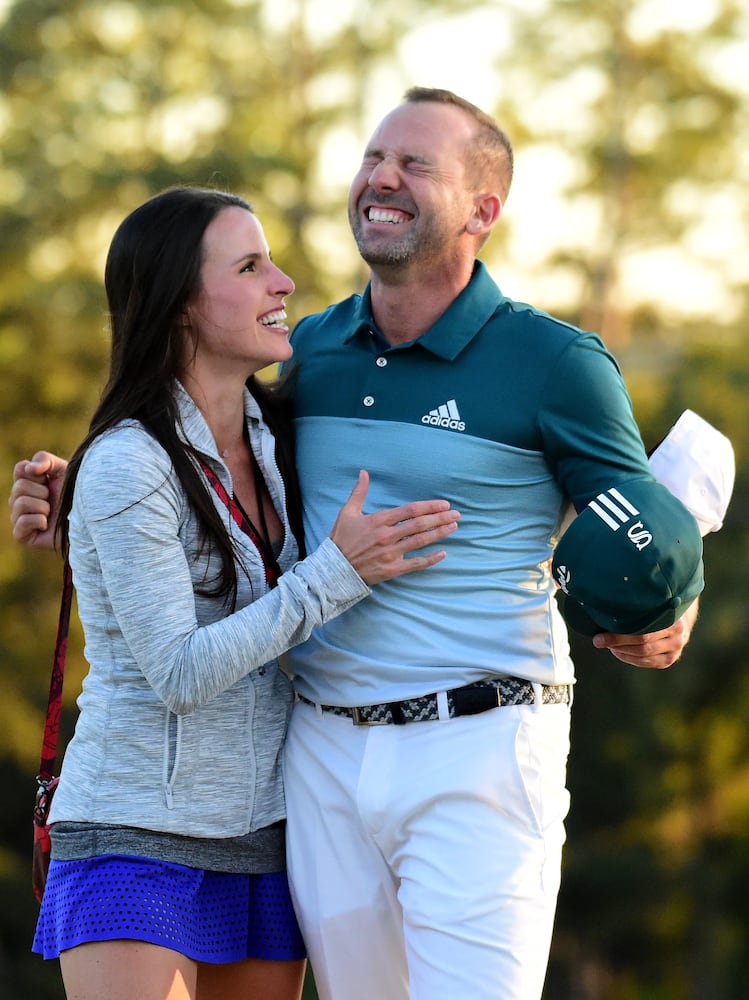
[33,855,305,963]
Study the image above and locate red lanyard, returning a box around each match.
[196,457,281,589]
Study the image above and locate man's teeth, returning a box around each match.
[261,310,287,326]
[368,208,407,224]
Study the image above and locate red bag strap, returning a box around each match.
[37,559,73,785]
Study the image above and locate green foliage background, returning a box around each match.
[1,1,747,997]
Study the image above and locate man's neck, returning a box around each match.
[369,259,476,346]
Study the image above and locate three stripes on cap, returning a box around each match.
[589,487,640,532]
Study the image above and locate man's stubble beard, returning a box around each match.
[349,217,421,268]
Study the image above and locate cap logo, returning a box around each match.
[555,564,571,594]
[553,478,705,636]
[627,522,653,550]
[589,488,653,552]
[589,487,640,531]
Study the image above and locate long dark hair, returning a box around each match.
[57,185,305,607]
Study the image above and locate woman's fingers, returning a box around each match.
[329,476,460,585]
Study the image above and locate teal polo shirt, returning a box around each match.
[284,261,652,704]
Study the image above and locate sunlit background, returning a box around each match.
[1,1,747,997]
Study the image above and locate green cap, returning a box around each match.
[552,479,704,636]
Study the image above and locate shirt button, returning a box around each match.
[258,665,266,676]
[363,396,374,407]
[376,356,387,367]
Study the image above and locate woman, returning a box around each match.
[31,186,460,1000]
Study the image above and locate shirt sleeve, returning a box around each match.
[538,332,653,510]
[72,426,370,715]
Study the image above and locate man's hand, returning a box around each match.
[8,451,68,551]
[591,601,699,669]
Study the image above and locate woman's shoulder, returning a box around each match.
[81,420,168,471]
[76,421,179,515]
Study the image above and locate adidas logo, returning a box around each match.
[589,487,639,531]
[589,487,653,551]
[421,398,465,432]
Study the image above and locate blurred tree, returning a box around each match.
[484,0,749,351]
[1,0,747,997]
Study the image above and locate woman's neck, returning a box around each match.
[179,369,249,459]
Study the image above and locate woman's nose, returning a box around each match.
[273,264,294,296]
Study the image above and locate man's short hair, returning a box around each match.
[403,86,514,204]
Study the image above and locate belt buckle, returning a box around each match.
[351,706,390,727]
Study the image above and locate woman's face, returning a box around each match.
[182,206,295,377]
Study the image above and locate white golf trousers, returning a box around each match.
[283,693,571,1000]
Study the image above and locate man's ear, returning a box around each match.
[466,192,502,236]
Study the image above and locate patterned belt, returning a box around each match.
[297,677,571,727]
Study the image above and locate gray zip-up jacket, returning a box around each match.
[49,381,369,837]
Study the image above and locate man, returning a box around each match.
[278,87,700,1000]
[10,89,699,999]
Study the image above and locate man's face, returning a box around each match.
[347,102,479,271]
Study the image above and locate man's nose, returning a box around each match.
[368,157,401,190]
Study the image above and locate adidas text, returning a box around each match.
[421,399,465,432]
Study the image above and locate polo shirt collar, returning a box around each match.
[345,260,504,361]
